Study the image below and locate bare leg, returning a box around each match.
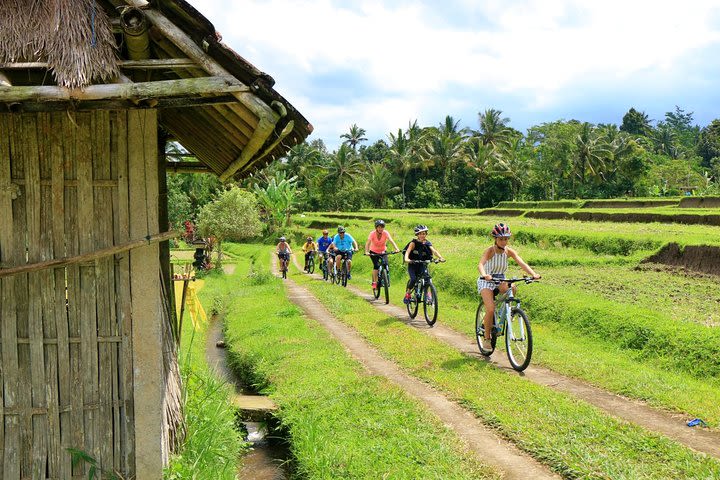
[481,289,495,340]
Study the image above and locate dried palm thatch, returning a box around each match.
[0,0,119,88]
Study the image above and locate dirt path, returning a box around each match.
[278,258,559,479]
[325,271,720,459]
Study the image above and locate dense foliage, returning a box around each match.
[240,106,720,211]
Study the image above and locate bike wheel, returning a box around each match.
[321,261,328,280]
[341,262,348,287]
[423,283,438,326]
[475,303,496,356]
[506,308,533,371]
[282,262,287,279]
[406,285,419,319]
[308,257,315,274]
[373,271,381,299]
[381,269,390,304]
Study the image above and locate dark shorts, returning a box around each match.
[337,250,354,261]
[369,251,387,269]
[278,252,290,261]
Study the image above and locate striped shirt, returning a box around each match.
[477,250,508,292]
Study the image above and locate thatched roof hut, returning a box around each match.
[0,1,311,478]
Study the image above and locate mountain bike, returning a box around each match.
[406,259,444,326]
[366,252,397,304]
[319,251,329,280]
[475,277,536,371]
[305,251,315,274]
[336,251,354,287]
[277,253,289,279]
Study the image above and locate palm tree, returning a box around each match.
[340,124,368,151]
[574,123,612,192]
[463,138,499,207]
[476,108,512,151]
[387,128,422,208]
[421,120,466,181]
[326,143,363,191]
[363,163,401,208]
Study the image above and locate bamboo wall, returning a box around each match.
[0,110,164,479]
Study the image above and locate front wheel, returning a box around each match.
[341,262,348,287]
[321,260,328,280]
[475,303,496,356]
[423,283,438,326]
[373,271,381,299]
[308,257,315,274]
[381,269,390,304]
[506,308,532,371]
[281,261,287,279]
[406,284,419,319]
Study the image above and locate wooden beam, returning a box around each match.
[165,162,213,174]
[0,59,199,70]
[0,94,238,113]
[122,0,282,180]
[0,76,248,103]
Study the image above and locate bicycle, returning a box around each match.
[305,251,315,274]
[475,277,536,371]
[366,252,397,304]
[406,259,444,326]
[277,253,290,279]
[335,251,354,287]
[319,251,329,280]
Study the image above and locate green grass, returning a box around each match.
[221,244,499,479]
[165,267,246,480]
[291,264,720,479]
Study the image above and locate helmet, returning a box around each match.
[491,223,511,238]
[374,219,385,227]
[414,225,429,235]
[337,226,346,233]
[279,236,286,242]
[306,236,313,241]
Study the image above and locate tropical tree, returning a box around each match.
[573,122,612,194]
[463,138,499,207]
[362,163,400,208]
[253,171,299,228]
[620,107,651,136]
[196,187,262,264]
[325,144,363,190]
[340,123,368,151]
[476,108,513,151]
[387,128,421,208]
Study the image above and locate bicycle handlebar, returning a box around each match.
[409,259,446,264]
[485,276,538,285]
[365,251,399,256]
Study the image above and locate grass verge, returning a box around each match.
[222,244,499,479]
[291,261,720,479]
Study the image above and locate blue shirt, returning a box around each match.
[332,233,355,251]
[317,235,333,252]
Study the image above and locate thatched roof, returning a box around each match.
[0,0,119,88]
[0,0,312,180]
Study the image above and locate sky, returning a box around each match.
[192,0,720,151]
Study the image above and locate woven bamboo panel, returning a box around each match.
[0,110,160,479]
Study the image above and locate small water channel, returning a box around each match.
[204,316,291,479]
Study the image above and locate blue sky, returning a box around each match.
[193,0,720,151]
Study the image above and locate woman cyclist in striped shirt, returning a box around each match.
[477,223,540,351]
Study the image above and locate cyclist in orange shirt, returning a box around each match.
[364,220,400,289]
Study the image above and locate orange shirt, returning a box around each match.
[366,230,390,253]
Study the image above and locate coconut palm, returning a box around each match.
[476,108,513,151]
[574,123,613,191]
[464,138,499,207]
[363,163,401,208]
[326,143,363,191]
[387,128,423,208]
[340,124,368,151]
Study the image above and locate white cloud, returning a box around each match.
[191,0,720,146]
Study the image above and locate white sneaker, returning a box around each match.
[481,338,493,350]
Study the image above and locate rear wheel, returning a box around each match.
[506,308,532,371]
[281,260,287,279]
[475,303,496,356]
[423,283,438,326]
[381,269,390,304]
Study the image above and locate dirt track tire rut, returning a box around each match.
[280,256,558,479]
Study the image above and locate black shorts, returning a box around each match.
[369,251,387,270]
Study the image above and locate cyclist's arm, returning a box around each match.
[429,245,445,262]
[387,232,400,252]
[365,233,371,255]
[404,241,414,263]
[275,242,281,253]
[353,240,359,251]
[478,247,492,280]
[507,247,540,279]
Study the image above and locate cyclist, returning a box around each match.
[477,223,540,350]
[301,236,317,271]
[329,226,359,279]
[276,236,292,272]
[403,225,444,304]
[316,229,333,273]
[365,220,400,289]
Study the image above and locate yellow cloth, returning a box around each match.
[174,278,207,329]
[302,241,317,253]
